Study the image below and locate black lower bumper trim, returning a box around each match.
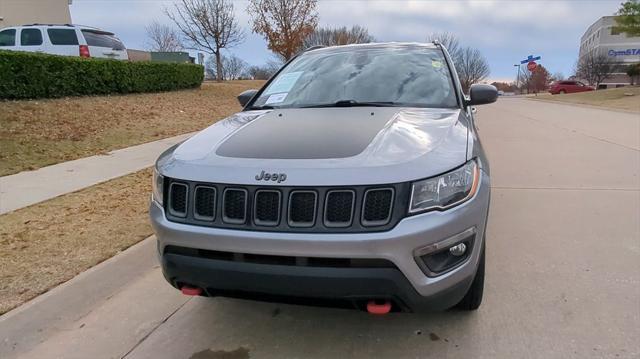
[161,253,472,312]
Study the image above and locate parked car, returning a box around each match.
[150,43,497,314]
[548,80,594,94]
[0,24,128,60]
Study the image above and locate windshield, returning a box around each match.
[251,46,458,109]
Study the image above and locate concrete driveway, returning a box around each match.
[1,98,639,359]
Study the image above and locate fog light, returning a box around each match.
[413,227,476,276]
[449,243,467,256]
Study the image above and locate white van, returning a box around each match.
[0,24,128,60]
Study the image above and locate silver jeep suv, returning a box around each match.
[150,42,497,313]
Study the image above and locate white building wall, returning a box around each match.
[578,16,640,87]
[0,0,72,28]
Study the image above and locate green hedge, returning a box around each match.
[0,50,204,99]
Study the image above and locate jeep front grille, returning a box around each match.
[194,186,216,220]
[168,182,188,217]
[288,191,317,227]
[362,188,394,226]
[324,190,355,227]
[254,190,281,226]
[223,189,247,224]
[164,179,408,233]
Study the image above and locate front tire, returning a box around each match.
[559,89,566,94]
[455,244,485,311]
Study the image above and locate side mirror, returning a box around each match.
[237,89,258,107]
[467,84,498,106]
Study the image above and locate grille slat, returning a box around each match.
[194,186,216,220]
[289,191,317,227]
[254,190,281,226]
[362,189,394,226]
[169,183,188,217]
[223,189,247,224]
[324,190,355,227]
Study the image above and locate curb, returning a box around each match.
[526,97,640,114]
[0,236,158,358]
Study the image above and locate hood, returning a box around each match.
[157,107,469,186]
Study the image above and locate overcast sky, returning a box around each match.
[70,0,621,82]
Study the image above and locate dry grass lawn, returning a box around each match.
[530,86,640,112]
[0,80,265,176]
[0,168,153,314]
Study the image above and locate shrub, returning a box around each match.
[0,50,204,99]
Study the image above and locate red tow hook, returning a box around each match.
[367,300,392,315]
[180,285,203,296]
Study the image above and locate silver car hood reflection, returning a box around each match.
[157,107,469,186]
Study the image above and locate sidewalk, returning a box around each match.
[0,133,193,214]
[0,236,170,359]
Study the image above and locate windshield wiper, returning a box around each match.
[299,100,400,108]
[247,105,275,110]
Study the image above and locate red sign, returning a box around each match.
[527,61,537,72]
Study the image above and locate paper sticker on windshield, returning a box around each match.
[432,60,443,68]
[265,92,288,104]
[264,71,303,95]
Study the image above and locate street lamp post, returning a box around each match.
[513,64,520,93]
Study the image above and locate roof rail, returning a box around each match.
[22,23,74,27]
[305,45,325,52]
[72,24,102,30]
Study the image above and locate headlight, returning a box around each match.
[409,159,479,214]
[152,168,164,205]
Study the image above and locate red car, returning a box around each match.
[548,81,595,95]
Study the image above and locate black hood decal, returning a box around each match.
[216,108,399,159]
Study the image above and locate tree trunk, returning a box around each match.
[215,52,223,82]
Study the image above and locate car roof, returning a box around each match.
[304,42,440,54]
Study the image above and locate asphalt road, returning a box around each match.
[2,98,639,359]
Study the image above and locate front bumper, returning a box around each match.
[151,171,490,311]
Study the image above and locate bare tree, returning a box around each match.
[205,54,250,80]
[457,47,490,92]
[518,69,532,94]
[145,21,183,52]
[247,59,282,80]
[576,50,616,87]
[302,25,374,48]
[205,55,223,80]
[551,72,565,82]
[426,31,462,62]
[247,65,271,80]
[426,32,490,92]
[247,0,319,61]
[224,55,249,80]
[166,0,244,81]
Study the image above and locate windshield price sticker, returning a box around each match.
[265,92,288,104]
[265,71,303,95]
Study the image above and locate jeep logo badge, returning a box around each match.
[255,170,287,183]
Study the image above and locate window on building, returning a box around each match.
[21,29,43,46]
[47,29,79,45]
[0,29,16,46]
